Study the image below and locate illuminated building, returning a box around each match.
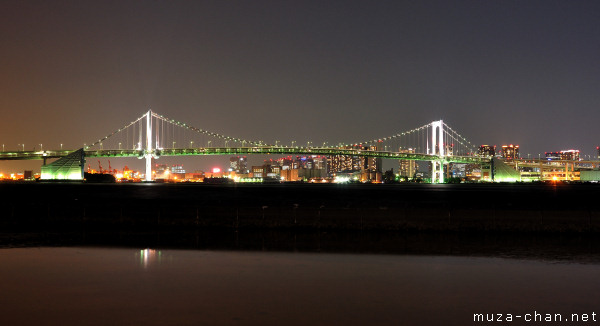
[501,145,519,160]
[329,146,379,181]
[269,156,327,181]
[329,146,362,173]
[560,150,580,161]
[398,148,418,179]
[478,145,495,157]
[172,164,185,174]
[360,146,382,173]
[251,165,271,178]
[545,150,580,161]
[229,156,248,173]
[597,146,600,159]
[184,172,204,181]
[277,157,294,170]
[154,164,169,180]
[170,164,186,181]
[40,148,85,180]
[545,152,560,160]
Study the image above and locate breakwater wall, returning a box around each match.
[1,183,600,232]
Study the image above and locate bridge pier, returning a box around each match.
[145,154,152,182]
[431,160,445,184]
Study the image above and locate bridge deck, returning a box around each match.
[0,147,487,164]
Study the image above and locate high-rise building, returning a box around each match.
[398,148,418,178]
[597,146,600,159]
[329,146,361,173]
[229,156,248,174]
[360,146,382,173]
[478,145,496,157]
[501,145,519,159]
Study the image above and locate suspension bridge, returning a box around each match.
[0,110,487,183]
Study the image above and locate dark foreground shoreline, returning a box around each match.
[2,182,600,233]
[4,229,600,263]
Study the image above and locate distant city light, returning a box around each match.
[212,167,221,173]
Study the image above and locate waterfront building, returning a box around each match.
[360,146,382,173]
[501,145,519,159]
[465,163,482,181]
[478,145,495,157]
[398,148,418,179]
[328,146,380,181]
[544,150,581,161]
[229,156,249,174]
[560,150,580,161]
[251,165,279,178]
[171,164,185,174]
[329,146,361,173]
[272,155,328,181]
[545,152,561,160]
[154,164,169,180]
[280,168,300,181]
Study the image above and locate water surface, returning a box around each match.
[1,247,599,325]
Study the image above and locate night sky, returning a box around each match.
[1,0,600,172]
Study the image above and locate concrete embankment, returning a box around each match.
[1,182,600,232]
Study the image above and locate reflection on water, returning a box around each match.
[139,248,162,268]
[1,247,600,326]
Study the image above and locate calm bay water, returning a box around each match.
[1,247,600,325]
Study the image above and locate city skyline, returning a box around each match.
[2,1,600,172]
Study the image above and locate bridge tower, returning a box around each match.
[430,120,444,183]
[144,110,153,181]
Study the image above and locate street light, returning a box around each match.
[190,141,194,148]
[207,141,211,147]
[119,142,122,150]
[39,144,43,151]
[60,143,63,150]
